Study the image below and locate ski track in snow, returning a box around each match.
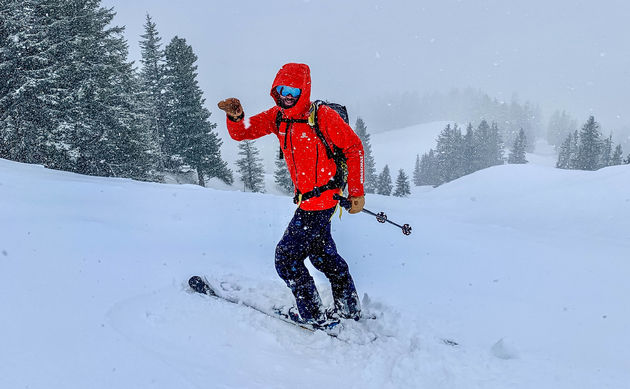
[105,278,472,389]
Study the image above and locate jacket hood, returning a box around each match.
[270,63,311,118]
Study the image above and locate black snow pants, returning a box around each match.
[275,206,360,323]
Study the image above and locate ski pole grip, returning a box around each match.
[333,194,352,210]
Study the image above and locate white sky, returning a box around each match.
[103,0,630,133]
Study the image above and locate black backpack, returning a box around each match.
[275,100,350,203]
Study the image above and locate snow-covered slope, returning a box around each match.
[1,153,629,388]
[370,121,452,173]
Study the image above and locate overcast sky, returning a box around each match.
[103,0,630,134]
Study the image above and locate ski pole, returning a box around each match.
[333,194,412,236]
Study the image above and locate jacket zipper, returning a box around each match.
[288,122,299,188]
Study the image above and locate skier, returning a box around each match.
[218,63,365,327]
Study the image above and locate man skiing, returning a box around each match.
[218,63,365,328]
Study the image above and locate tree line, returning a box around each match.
[556,116,627,170]
[365,88,542,150]
[0,1,232,186]
[412,121,527,187]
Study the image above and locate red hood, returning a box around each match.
[270,63,311,118]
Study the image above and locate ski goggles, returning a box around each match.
[276,85,301,97]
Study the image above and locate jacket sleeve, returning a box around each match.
[226,107,278,141]
[320,106,365,197]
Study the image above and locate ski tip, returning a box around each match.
[188,275,209,294]
[188,275,201,286]
[188,275,202,282]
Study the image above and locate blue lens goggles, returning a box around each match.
[276,85,301,97]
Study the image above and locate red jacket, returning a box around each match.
[226,63,365,211]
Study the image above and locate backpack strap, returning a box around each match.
[291,102,348,205]
[308,101,335,160]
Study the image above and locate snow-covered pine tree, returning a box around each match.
[418,149,439,186]
[473,120,492,171]
[413,154,421,186]
[599,134,613,168]
[138,14,168,172]
[473,120,504,170]
[508,98,526,147]
[556,132,573,169]
[576,116,602,171]
[236,140,265,193]
[53,0,155,179]
[508,128,528,164]
[488,122,505,166]
[569,130,579,168]
[611,144,624,166]
[0,0,67,166]
[435,123,463,184]
[354,117,378,193]
[393,169,411,197]
[127,75,162,181]
[163,36,232,186]
[376,165,393,195]
[273,154,293,194]
[462,123,476,175]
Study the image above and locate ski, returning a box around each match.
[188,275,340,337]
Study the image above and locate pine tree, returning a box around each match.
[236,140,265,193]
[569,130,579,168]
[1,0,158,178]
[273,154,293,194]
[418,149,439,186]
[138,14,167,172]
[413,154,421,186]
[599,134,613,168]
[461,123,476,175]
[508,128,528,164]
[163,36,232,186]
[51,0,155,179]
[556,132,573,169]
[425,150,438,185]
[354,117,377,193]
[0,0,67,166]
[575,116,602,171]
[376,165,393,195]
[488,122,505,166]
[435,124,463,184]
[473,120,492,171]
[611,144,624,166]
[393,169,411,197]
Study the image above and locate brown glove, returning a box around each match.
[217,98,244,121]
[348,195,365,214]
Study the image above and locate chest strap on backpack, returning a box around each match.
[276,111,309,154]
